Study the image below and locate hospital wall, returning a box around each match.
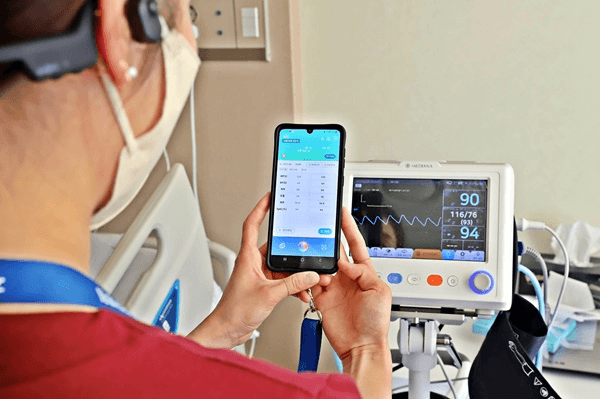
[300,0,600,254]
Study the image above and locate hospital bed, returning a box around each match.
[89,164,239,346]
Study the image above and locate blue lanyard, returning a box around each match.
[298,288,323,373]
[298,317,323,372]
[0,259,133,318]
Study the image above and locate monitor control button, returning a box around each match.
[413,249,442,260]
[469,270,494,295]
[407,274,422,285]
[447,275,459,287]
[387,273,402,284]
[427,274,443,286]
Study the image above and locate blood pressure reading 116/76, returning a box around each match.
[270,129,341,258]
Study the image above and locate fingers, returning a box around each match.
[341,207,370,264]
[319,274,334,287]
[273,271,320,303]
[337,258,363,281]
[338,258,381,292]
[241,193,271,249]
[292,272,332,302]
[259,243,267,257]
[284,272,332,303]
[339,242,349,263]
[306,283,326,298]
[295,291,311,303]
[271,271,288,281]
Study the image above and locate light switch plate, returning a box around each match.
[234,0,268,52]
[241,7,260,38]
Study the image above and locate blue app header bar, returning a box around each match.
[278,129,340,162]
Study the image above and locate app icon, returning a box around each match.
[298,241,309,252]
[279,242,286,249]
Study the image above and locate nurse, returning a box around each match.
[0,1,392,398]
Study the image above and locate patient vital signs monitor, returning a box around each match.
[344,161,515,314]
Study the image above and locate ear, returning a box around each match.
[96,0,131,85]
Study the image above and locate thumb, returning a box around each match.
[274,272,320,302]
[338,259,380,292]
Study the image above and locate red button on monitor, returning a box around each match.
[427,274,443,286]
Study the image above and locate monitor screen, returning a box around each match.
[351,178,488,262]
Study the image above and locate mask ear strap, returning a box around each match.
[158,16,170,40]
[99,71,139,153]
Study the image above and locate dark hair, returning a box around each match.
[0,1,85,46]
[0,0,85,82]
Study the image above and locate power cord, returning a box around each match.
[163,149,171,171]
[437,353,457,399]
[516,218,570,330]
[518,264,545,370]
[522,246,550,322]
[248,330,260,358]
[190,83,198,201]
[190,23,199,201]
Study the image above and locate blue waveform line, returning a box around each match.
[354,214,442,227]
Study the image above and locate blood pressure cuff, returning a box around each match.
[469,295,562,399]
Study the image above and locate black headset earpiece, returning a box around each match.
[0,0,162,81]
[0,1,97,81]
[125,0,162,43]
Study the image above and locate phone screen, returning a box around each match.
[267,124,345,273]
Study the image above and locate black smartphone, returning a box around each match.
[266,123,346,274]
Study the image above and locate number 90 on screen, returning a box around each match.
[443,190,486,208]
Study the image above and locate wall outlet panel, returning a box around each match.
[193,0,237,49]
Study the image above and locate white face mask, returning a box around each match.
[91,18,200,230]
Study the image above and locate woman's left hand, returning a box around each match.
[187,193,332,348]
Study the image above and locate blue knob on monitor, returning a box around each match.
[469,270,494,295]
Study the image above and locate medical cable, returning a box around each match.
[437,353,458,399]
[190,84,198,201]
[248,330,260,358]
[544,225,570,329]
[190,22,199,201]
[333,350,344,373]
[163,149,171,171]
[248,335,256,358]
[516,218,570,330]
[518,264,545,370]
[522,246,550,322]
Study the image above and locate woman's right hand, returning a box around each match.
[312,208,392,398]
[314,207,392,359]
